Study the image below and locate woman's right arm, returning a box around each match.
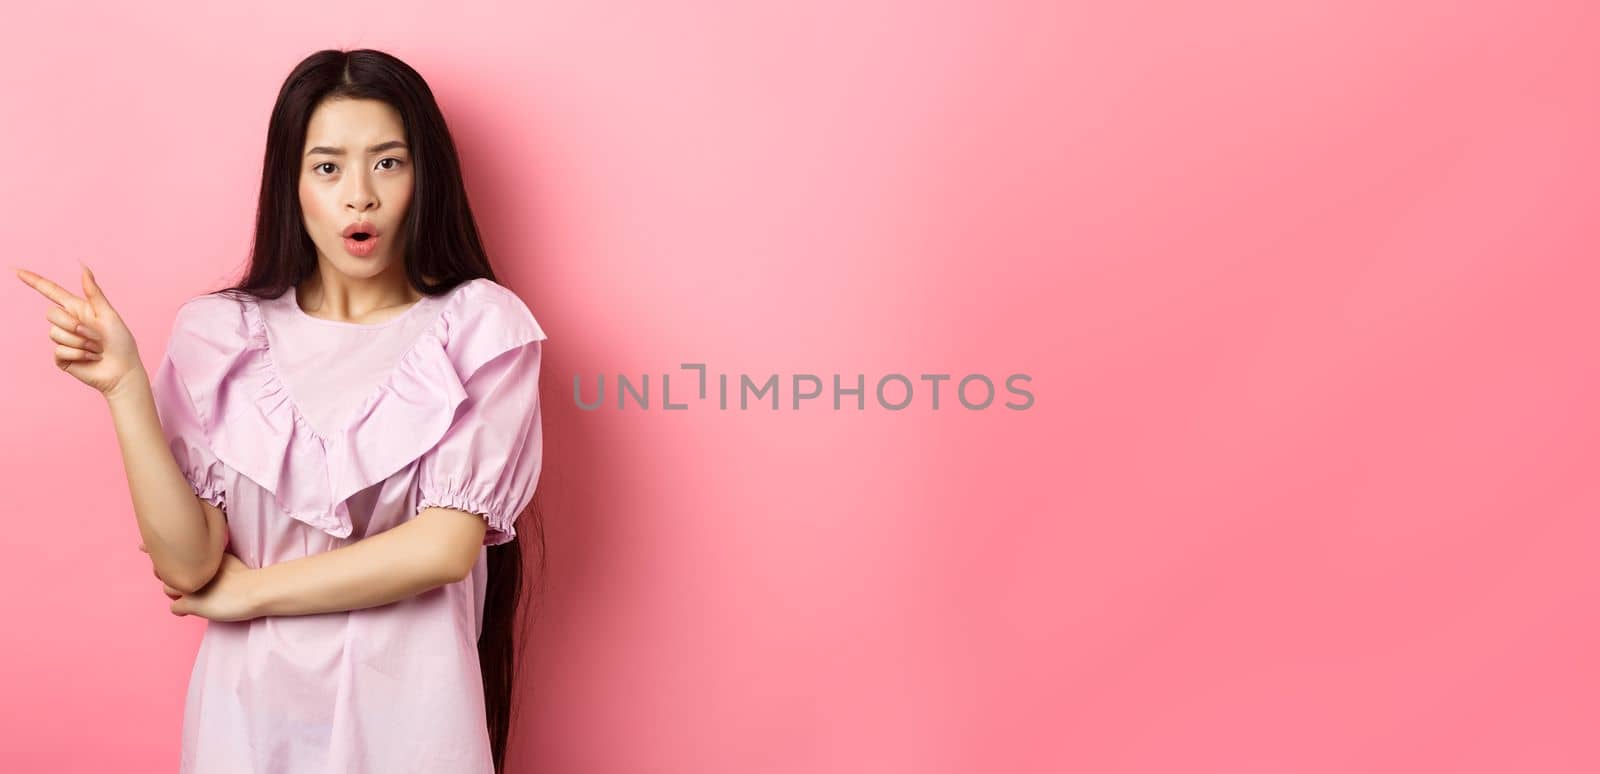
[105,370,229,594]
[15,265,225,593]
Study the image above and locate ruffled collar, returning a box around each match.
[169,278,545,539]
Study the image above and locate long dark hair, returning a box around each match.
[209,48,540,772]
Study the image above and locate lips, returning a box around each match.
[342,221,379,241]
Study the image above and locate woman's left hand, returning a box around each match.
[153,550,261,622]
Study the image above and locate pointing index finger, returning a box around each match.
[14,268,88,315]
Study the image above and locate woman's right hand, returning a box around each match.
[14,263,145,397]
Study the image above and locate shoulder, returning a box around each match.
[167,291,254,358]
[159,291,261,409]
[175,289,246,323]
[443,278,547,345]
[435,279,547,379]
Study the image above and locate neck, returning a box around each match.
[299,268,421,322]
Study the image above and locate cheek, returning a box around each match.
[387,174,414,202]
[386,181,414,217]
[297,182,317,218]
[298,183,334,224]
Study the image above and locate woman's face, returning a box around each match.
[298,98,414,279]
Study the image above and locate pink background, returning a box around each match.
[3,1,1598,772]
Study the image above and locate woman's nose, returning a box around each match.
[345,178,377,211]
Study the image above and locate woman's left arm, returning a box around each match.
[165,508,487,620]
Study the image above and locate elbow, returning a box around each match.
[158,554,223,595]
[155,498,230,594]
[437,550,475,586]
[160,566,211,595]
[430,538,481,587]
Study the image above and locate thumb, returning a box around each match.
[79,261,111,312]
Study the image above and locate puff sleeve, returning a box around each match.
[150,352,229,510]
[414,339,545,546]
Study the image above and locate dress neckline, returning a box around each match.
[250,279,480,443]
[286,283,434,329]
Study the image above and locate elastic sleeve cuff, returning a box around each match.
[416,488,517,547]
[184,470,227,510]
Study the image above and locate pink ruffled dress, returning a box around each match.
[148,277,546,773]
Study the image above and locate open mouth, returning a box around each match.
[343,230,381,257]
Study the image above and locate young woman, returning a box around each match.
[15,49,546,772]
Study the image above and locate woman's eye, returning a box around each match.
[312,159,403,175]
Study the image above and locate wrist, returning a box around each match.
[243,567,273,618]
[103,364,150,406]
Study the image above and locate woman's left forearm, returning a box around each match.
[245,510,486,617]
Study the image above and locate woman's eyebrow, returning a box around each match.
[305,140,409,157]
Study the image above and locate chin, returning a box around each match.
[349,259,395,276]
[318,255,387,278]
